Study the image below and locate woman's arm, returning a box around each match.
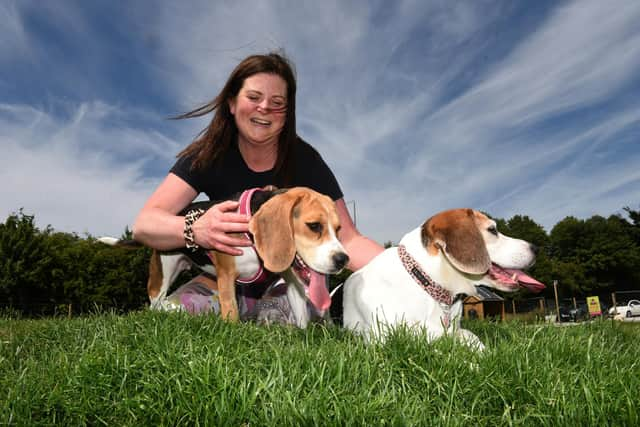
[334,198,384,271]
[132,173,251,254]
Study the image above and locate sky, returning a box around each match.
[1,0,640,244]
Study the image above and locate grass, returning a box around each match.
[1,311,639,426]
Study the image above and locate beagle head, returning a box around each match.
[249,187,349,275]
[421,209,544,293]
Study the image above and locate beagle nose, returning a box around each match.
[332,252,350,270]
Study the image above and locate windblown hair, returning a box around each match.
[175,52,297,185]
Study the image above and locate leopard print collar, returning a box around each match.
[397,244,453,306]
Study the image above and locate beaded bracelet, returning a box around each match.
[183,208,205,250]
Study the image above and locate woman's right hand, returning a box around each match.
[191,200,252,256]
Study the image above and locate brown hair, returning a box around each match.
[175,52,297,185]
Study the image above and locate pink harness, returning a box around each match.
[234,188,272,285]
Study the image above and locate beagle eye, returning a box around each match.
[306,222,323,234]
[487,225,499,236]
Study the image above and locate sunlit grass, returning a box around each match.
[1,311,638,426]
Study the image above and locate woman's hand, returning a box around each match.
[191,200,252,255]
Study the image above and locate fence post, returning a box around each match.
[553,280,560,322]
[611,292,617,317]
[68,304,72,319]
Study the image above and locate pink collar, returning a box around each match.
[397,245,455,328]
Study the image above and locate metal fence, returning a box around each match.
[506,290,640,322]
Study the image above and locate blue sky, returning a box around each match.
[2,0,640,244]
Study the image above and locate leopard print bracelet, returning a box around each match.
[183,208,205,250]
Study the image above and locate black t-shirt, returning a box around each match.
[170,138,343,202]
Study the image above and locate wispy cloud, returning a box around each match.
[0,102,179,235]
[355,0,640,235]
[1,0,639,243]
[0,2,28,62]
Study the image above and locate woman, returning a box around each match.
[133,52,383,317]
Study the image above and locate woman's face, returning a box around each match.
[229,72,288,148]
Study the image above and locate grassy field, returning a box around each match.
[1,310,639,426]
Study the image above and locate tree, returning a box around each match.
[623,205,640,245]
[549,216,584,260]
[500,215,549,249]
[551,260,593,296]
[550,214,640,293]
[0,210,55,313]
[120,225,134,240]
[0,211,149,315]
[623,205,640,226]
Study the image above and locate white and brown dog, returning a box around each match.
[100,187,349,327]
[342,208,544,350]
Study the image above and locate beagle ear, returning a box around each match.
[249,191,299,273]
[421,209,491,275]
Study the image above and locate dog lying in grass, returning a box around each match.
[342,208,544,350]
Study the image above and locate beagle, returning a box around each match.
[342,208,544,350]
[100,187,349,325]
